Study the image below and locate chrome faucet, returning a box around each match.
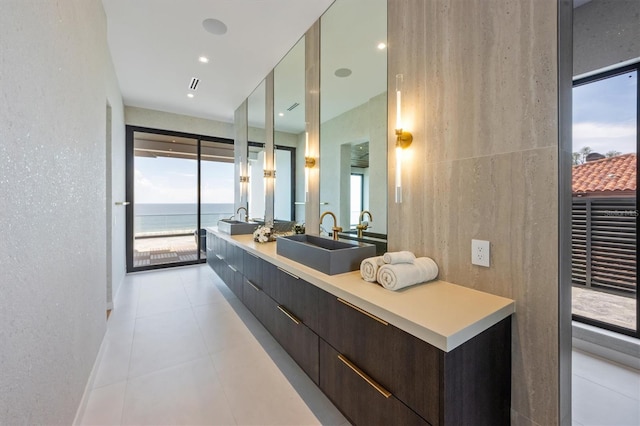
[236,206,248,222]
[320,211,342,241]
[356,210,373,238]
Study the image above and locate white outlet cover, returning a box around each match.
[472,239,490,267]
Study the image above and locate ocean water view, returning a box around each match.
[135,203,235,236]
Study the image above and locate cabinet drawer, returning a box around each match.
[270,298,319,384]
[243,250,263,287]
[228,244,244,275]
[391,326,442,426]
[273,267,319,332]
[242,277,272,329]
[319,340,428,426]
[227,266,243,300]
[317,292,394,390]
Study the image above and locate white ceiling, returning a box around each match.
[102,0,335,124]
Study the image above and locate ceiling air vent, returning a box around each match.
[286,102,300,111]
[189,77,200,91]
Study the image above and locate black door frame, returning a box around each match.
[125,125,234,273]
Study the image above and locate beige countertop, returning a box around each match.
[208,228,515,352]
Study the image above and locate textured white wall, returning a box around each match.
[0,1,119,423]
[574,0,640,76]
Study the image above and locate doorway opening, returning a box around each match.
[125,126,235,272]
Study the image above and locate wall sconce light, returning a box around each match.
[304,130,316,202]
[395,73,413,204]
[263,169,276,178]
[239,157,250,207]
[239,157,250,183]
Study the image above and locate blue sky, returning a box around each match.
[135,157,234,204]
[573,70,637,155]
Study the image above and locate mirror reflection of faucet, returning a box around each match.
[236,206,248,222]
[320,211,342,241]
[357,210,373,238]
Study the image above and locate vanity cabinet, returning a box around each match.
[206,231,512,426]
[391,317,511,426]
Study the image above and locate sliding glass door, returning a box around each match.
[126,126,235,272]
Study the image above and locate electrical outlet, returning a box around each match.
[471,239,490,267]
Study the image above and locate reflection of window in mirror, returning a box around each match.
[248,144,265,220]
[350,173,363,227]
[274,147,295,221]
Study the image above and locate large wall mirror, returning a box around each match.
[320,0,388,240]
[274,36,305,223]
[247,80,266,221]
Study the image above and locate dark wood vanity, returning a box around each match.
[207,229,513,426]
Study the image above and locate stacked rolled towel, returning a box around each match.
[360,251,419,284]
[382,250,416,264]
[377,257,439,291]
[360,256,384,282]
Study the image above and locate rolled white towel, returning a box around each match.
[376,257,439,291]
[360,256,384,282]
[382,251,416,264]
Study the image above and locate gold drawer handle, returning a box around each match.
[277,267,300,280]
[228,265,237,272]
[337,298,388,326]
[337,354,392,399]
[277,305,301,325]
[247,280,260,291]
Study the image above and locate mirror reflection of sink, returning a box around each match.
[277,234,376,275]
[254,219,296,233]
[338,231,387,256]
[217,219,259,235]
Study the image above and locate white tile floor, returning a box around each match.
[77,265,348,426]
[572,349,640,426]
[78,265,640,426]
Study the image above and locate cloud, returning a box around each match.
[572,121,637,154]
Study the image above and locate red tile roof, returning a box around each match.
[572,153,636,195]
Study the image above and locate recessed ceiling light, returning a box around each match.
[198,56,209,63]
[334,68,352,78]
[187,93,194,98]
[377,42,386,50]
[202,18,228,35]
[278,112,284,117]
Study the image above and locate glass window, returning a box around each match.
[350,174,363,227]
[571,63,638,337]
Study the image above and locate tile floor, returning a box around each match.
[77,265,348,425]
[572,349,640,426]
[78,265,640,426]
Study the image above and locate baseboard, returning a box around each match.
[572,321,640,370]
[72,331,108,425]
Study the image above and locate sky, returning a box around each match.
[572,70,637,156]
[135,156,234,204]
